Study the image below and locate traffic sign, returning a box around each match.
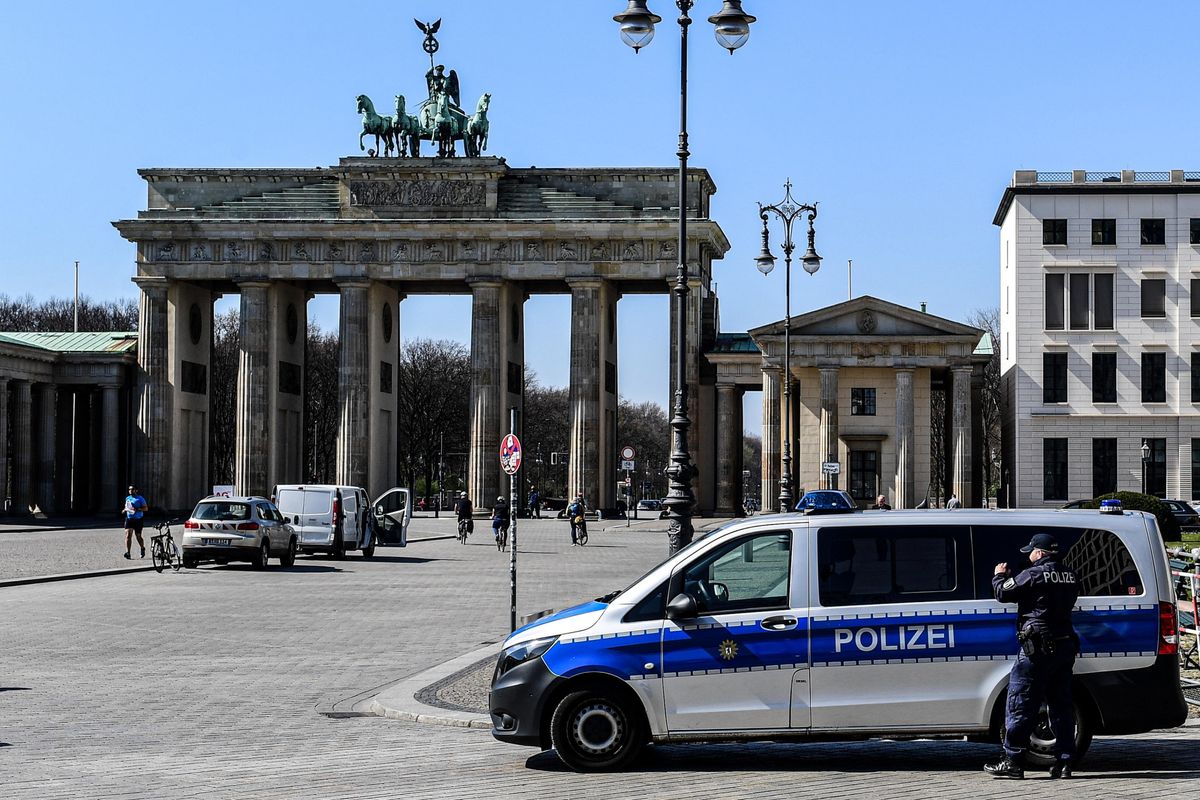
[621,459,636,471]
[821,461,841,475]
[620,445,637,460]
[499,434,523,475]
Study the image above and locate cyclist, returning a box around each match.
[492,495,511,545]
[454,491,474,538]
[567,492,587,546]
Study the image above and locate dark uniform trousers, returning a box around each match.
[1004,646,1076,760]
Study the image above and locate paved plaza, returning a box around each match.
[2,517,1197,799]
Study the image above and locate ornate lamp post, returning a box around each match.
[755,181,821,512]
[614,1,756,554]
[1141,439,1150,496]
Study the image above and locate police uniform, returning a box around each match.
[984,532,1080,779]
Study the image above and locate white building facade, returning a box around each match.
[998,169,1200,508]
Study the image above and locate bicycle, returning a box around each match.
[150,519,182,573]
[573,516,589,547]
[495,521,509,551]
[457,517,471,545]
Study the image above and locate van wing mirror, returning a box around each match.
[665,592,699,621]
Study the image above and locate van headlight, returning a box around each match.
[494,635,558,679]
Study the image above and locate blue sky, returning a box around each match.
[2,1,1197,432]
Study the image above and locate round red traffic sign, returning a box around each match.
[499,433,523,475]
[620,445,637,460]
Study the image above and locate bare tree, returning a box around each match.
[967,306,1001,504]
[396,339,471,503]
[0,293,137,332]
[304,323,340,484]
[743,433,762,508]
[208,309,239,485]
[523,368,569,499]
[617,398,670,503]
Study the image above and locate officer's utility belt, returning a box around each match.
[1017,627,1078,657]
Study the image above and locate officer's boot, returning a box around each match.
[983,754,1025,779]
[1049,757,1073,779]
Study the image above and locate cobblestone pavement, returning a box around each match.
[3,521,1197,799]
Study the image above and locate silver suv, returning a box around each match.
[181,496,297,569]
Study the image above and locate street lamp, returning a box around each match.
[614,0,756,554]
[1141,439,1150,496]
[755,180,821,512]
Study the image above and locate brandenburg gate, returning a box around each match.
[113,157,730,512]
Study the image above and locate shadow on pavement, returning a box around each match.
[354,556,437,564]
[204,564,344,573]
[525,737,1200,775]
[0,687,31,692]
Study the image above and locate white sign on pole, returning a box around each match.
[212,485,235,498]
[621,459,636,471]
[821,461,841,475]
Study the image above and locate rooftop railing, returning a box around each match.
[1020,170,1198,186]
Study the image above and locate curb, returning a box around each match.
[364,640,500,729]
[0,564,156,588]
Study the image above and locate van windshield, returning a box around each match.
[193,502,250,521]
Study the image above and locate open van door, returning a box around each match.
[373,488,411,547]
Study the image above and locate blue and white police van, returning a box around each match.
[488,508,1187,771]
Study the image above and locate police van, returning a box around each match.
[488,508,1187,772]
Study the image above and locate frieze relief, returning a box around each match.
[156,242,176,261]
[391,242,410,261]
[358,241,377,262]
[424,241,445,261]
[525,240,544,261]
[558,241,578,261]
[589,242,610,260]
[259,242,275,261]
[348,179,486,207]
[226,242,243,261]
[658,241,677,260]
[621,241,644,261]
[460,240,477,260]
[492,242,510,260]
[293,241,310,261]
[327,242,343,260]
[191,243,210,261]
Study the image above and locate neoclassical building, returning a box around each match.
[705,296,988,514]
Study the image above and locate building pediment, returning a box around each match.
[749,296,982,341]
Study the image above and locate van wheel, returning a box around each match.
[182,556,197,569]
[549,690,644,772]
[254,540,270,570]
[280,537,297,567]
[361,541,375,558]
[1011,701,1092,768]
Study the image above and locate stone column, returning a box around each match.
[235,282,271,497]
[568,279,602,510]
[819,367,840,490]
[168,282,214,509]
[100,385,121,512]
[761,368,781,512]
[367,282,400,498]
[714,383,741,516]
[336,280,371,489]
[468,280,502,511]
[895,368,916,508]
[0,378,7,511]
[951,365,973,507]
[35,383,56,513]
[12,381,32,513]
[134,277,171,509]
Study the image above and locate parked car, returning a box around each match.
[1163,499,1200,532]
[181,496,296,569]
[794,490,858,514]
[274,484,401,558]
[637,499,662,512]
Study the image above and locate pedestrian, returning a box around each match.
[566,492,587,546]
[492,495,510,544]
[528,486,541,519]
[946,493,962,509]
[984,532,1080,779]
[122,484,147,560]
[872,494,892,510]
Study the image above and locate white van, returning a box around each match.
[274,485,410,558]
[489,508,1188,772]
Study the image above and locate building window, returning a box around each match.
[1144,437,1167,498]
[1192,279,1200,318]
[1043,219,1067,245]
[1092,352,1117,403]
[1141,351,1166,403]
[1094,273,1114,329]
[1092,218,1116,245]
[1043,352,1068,403]
[1141,218,1166,245]
[1141,279,1166,318]
[1045,273,1065,330]
[1193,353,1200,403]
[1193,440,1200,501]
[1092,438,1117,497]
[1069,273,1090,329]
[1191,219,1200,245]
[1043,438,1068,501]
[850,388,876,416]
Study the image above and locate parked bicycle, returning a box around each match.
[150,519,182,573]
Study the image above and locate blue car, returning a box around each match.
[794,490,858,514]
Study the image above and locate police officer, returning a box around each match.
[984,532,1080,779]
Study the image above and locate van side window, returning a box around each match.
[302,491,331,516]
[674,531,791,615]
[971,526,1143,598]
[817,526,971,606]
